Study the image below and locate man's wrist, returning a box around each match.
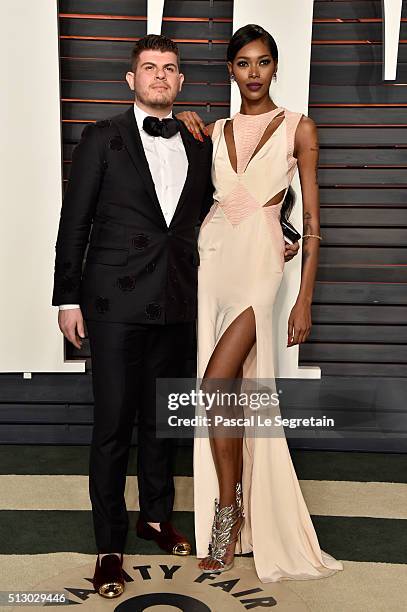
[59,304,80,310]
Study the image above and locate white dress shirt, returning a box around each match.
[59,102,188,311]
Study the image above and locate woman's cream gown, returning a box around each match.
[193,106,343,582]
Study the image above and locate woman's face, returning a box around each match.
[228,38,277,101]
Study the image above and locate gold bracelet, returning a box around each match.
[302,234,322,240]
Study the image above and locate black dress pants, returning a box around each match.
[86,318,194,553]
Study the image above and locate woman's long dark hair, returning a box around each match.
[226,24,295,222]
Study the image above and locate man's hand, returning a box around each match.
[284,241,300,262]
[58,308,85,349]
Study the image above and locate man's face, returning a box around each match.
[126,49,184,110]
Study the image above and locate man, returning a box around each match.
[53,34,299,599]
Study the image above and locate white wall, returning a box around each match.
[383,0,402,79]
[0,1,85,373]
[147,0,165,34]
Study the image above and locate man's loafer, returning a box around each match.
[136,520,191,556]
[92,553,125,598]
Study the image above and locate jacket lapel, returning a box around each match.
[169,119,199,227]
[114,107,199,228]
[115,106,166,227]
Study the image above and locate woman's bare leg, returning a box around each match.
[198,307,256,571]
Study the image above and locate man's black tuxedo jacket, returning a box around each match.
[52,106,214,324]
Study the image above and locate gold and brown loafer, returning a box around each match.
[92,553,125,598]
[136,520,191,556]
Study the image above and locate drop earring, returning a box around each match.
[273,73,277,81]
[230,74,235,82]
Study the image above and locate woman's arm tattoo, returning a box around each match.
[302,212,314,264]
[310,144,319,185]
[303,211,313,236]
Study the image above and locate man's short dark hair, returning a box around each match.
[130,34,181,71]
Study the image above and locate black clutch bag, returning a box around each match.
[280,216,302,244]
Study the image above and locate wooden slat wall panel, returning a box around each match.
[319,149,407,164]
[59,0,147,145]
[317,267,406,282]
[164,0,233,18]
[318,247,405,264]
[310,64,407,83]
[60,18,231,39]
[59,0,233,138]
[315,1,407,20]
[310,108,407,123]
[299,0,407,377]
[312,282,406,304]
[312,304,407,324]
[320,188,406,204]
[59,39,230,60]
[310,84,407,103]
[319,129,407,146]
[304,364,405,378]
[311,42,407,61]
[312,22,407,41]
[60,0,147,15]
[60,0,233,18]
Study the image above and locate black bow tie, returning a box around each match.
[142,116,180,139]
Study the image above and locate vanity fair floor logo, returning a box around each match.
[28,556,307,610]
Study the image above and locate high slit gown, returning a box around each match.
[193,106,343,582]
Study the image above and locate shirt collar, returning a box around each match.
[133,102,173,134]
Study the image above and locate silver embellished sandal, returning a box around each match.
[201,482,245,573]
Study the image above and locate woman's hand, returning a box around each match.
[284,241,299,262]
[287,298,312,347]
[175,111,208,141]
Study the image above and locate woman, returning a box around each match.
[178,24,343,583]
